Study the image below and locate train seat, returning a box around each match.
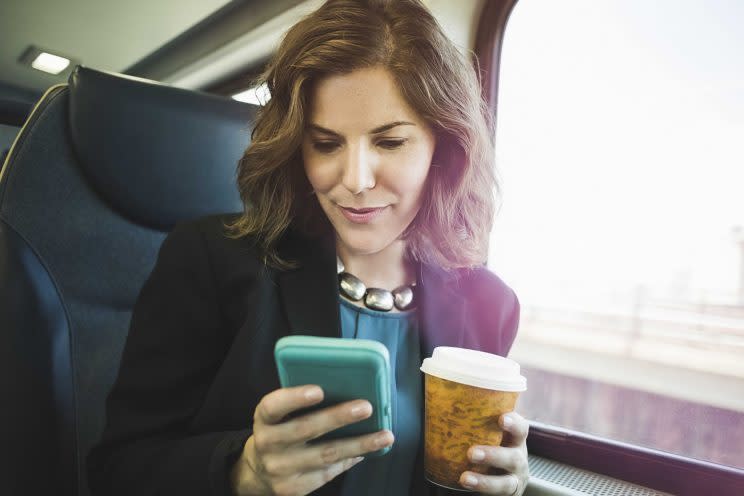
[0,66,255,496]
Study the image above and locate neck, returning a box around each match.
[336,238,416,290]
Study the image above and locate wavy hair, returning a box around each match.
[226,0,498,271]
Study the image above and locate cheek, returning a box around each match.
[386,151,432,201]
[302,153,334,193]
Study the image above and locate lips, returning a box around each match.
[338,205,388,224]
[343,207,381,213]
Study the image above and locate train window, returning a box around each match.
[488,0,744,471]
[232,82,271,105]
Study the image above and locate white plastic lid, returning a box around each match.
[420,347,527,392]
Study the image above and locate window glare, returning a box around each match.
[232,82,271,106]
[490,0,744,468]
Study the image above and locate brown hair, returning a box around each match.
[226,0,498,271]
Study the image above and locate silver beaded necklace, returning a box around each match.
[336,257,417,312]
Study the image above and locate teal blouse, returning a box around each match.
[338,298,422,496]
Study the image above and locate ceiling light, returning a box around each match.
[19,46,77,76]
[232,83,271,106]
[31,52,71,75]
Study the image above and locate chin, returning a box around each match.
[336,229,392,255]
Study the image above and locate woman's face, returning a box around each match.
[302,66,436,256]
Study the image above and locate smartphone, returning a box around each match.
[274,335,393,456]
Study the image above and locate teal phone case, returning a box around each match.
[274,335,392,456]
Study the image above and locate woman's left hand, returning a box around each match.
[458,411,530,495]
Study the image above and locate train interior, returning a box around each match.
[1,0,742,495]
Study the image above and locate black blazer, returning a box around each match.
[87,214,520,496]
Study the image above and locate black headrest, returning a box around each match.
[68,66,254,230]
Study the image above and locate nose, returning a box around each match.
[341,143,376,195]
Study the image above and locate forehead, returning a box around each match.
[307,66,424,131]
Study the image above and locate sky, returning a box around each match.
[488,0,744,305]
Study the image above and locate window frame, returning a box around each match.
[528,422,744,494]
[475,1,744,494]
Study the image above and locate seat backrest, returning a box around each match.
[0,66,255,496]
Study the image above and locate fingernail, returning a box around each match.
[375,432,393,447]
[470,448,485,461]
[305,387,322,401]
[462,474,478,487]
[352,456,364,464]
[351,403,371,418]
[503,414,513,429]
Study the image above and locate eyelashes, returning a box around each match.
[377,138,407,150]
[312,141,341,153]
[311,139,408,154]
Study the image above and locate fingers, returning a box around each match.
[265,455,365,496]
[254,398,374,451]
[460,472,519,495]
[462,416,530,496]
[254,385,324,426]
[467,445,527,474]
[500,411,529,446]
[265,430,394,475]
[305,456,366,490]
[248,387,396,496]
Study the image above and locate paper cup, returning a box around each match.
[420,347,527,491]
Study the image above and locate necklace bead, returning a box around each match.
[336,257,416,312]
[365,288,395,311]
[338,272,366,301]
[392,285,415,310]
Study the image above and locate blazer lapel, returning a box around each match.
[417,262,467,357]
[276,230,341,339]
[412,263,468,496]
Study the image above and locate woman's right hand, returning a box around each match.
[230,384,395,496]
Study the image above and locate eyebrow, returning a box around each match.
[307,121,415,137]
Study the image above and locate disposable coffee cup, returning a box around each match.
[420,347,527,491]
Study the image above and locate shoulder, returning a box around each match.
[164,213,262,256]
[455,266,519,311]
[161,214,326,283]
[167,213,313,257]
[456,266,521,355]
[165,213,241,246]
[158,213,265,279]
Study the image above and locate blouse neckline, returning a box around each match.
[338,296,417,319]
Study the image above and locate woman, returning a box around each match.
[87,0,529,495]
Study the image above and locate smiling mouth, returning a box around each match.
[341,206,385,213]
[337,205,388,223]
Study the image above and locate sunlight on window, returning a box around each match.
[232,82,271,106]
[488,0,744,468]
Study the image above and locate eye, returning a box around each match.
[312,141,341,153]
[377,138,407,150]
